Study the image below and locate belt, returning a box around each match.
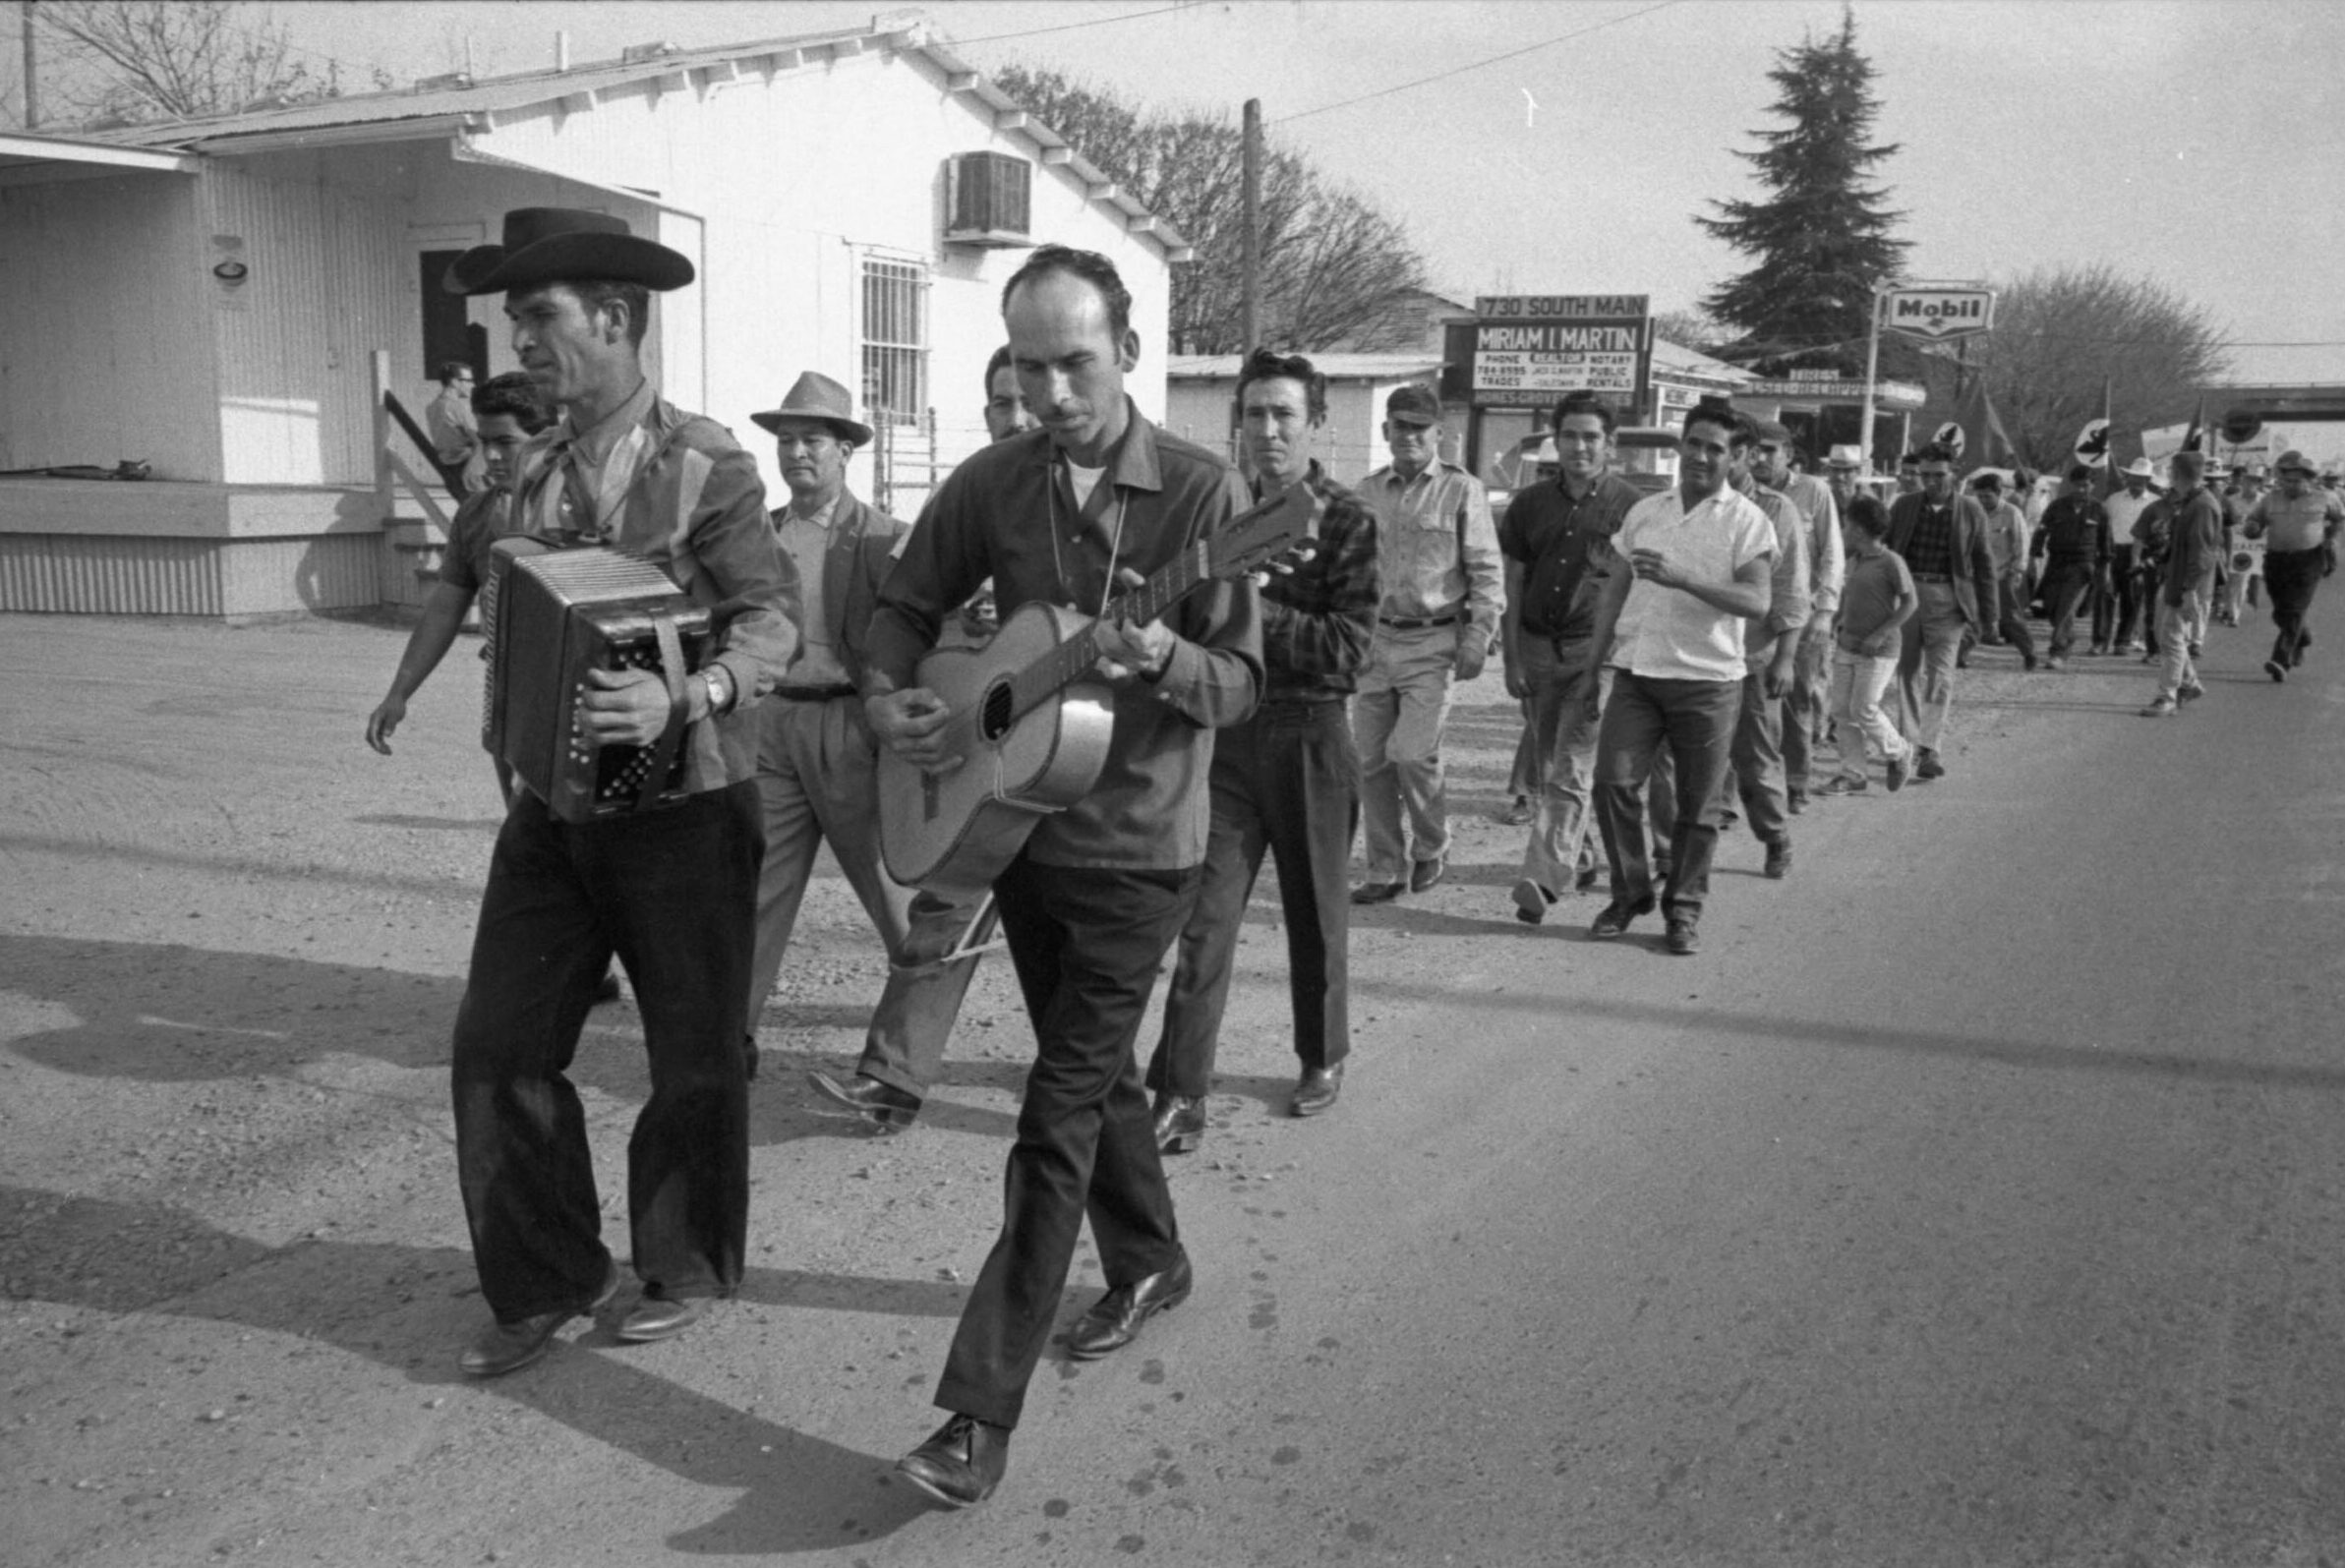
[774,684,857,702]
[1380,611,1463,630]
[1258,694,1347,712]
[1911,572,1953,583]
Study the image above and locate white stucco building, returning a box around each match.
[0,15,1189,616]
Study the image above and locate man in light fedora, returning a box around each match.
[738,374,993,1135]
[440,207,796,1374]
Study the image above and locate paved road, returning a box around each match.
[3,609,2341,1565]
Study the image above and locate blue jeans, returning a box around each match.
[451,782,760,1322]
[1593,672,1740,919]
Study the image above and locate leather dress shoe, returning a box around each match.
[1350,880,1405,905]
[616,1290,704,1343]
[898,1413,1011,1509]
[1290,1063,1343,1118]
[459,1259,620,1376]
[1665,915,1701,956]
[1152,1091,1207,1153]
[806,1070,922,1132]
[1067,1251,1194,1360]
[1409,854,1447,894]
[1510,877,1555,925]
[1589,893,1656,939]
[1497,794,1534,826]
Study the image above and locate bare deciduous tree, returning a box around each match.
[37,1,380,127]
[994,64,1429,355]
[1923,262,2232,470]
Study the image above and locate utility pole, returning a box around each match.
[21,0,38,130]
[1240,97,1260,355]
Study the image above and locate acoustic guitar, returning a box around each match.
[878,481,1319,900]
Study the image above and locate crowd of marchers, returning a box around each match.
[360,205,2344,1512]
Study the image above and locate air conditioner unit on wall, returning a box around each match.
[944,151,1032,249]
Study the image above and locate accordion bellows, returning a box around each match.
[485,541,712,823]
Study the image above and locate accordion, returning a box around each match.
[484,540,713,823]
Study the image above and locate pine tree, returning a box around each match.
[1698,7,1908,371]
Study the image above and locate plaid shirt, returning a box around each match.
[1255,460,1381,701]
[1902,498,1958,578]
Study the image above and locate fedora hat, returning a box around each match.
[442,207,694,297]
[2121,457,2156,480]
[1825,443,1865,470]
[749,372,874,447]
[2273,448,2316,475]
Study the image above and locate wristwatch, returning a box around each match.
[699,663,733,717]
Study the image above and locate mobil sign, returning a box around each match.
[1884,287,1996,341]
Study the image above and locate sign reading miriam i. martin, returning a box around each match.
[1882,286,1996,341]
[1469,295,1653,409]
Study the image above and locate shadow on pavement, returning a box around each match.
[0,1182,976,1552]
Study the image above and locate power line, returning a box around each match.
[1272,1,1682,125]
[949,2,1199,49]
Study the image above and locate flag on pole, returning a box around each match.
[1950,373,2018,470]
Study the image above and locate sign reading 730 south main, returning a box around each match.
[1468,296,1653,408]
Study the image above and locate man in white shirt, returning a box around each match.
[2097,458,2159,655]
[1583,397,1775,957]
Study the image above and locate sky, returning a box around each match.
[34,1,2341,383]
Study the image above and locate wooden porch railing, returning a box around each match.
[371,349,461,608]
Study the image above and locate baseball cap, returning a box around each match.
[1385,383,1442,427]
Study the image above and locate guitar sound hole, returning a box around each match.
[978,680,1015,742]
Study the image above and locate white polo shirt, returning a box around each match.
[1607,485,1777,683]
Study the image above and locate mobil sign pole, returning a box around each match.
[1858,281,1995,473]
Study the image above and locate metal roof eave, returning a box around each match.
[0,132,199,178]
[448,135,705,219]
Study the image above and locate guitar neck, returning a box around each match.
[1006,542,1215,724]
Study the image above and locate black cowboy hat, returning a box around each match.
[442,206,694,297]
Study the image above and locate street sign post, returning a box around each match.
[1859,280,1998,476]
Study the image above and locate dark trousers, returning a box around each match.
[2042,560,2094,657]
[1728,669,1789,847]
[937,854,1197,1429]
[1593,672,1740,920]
[2266,547,2326,668]
[451,782,760,1322]
[1149,702,1357,1100]
[2092,547,2139,648]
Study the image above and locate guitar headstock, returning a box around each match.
[1210,480,1321,581]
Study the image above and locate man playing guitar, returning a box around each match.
[861,246,1263,1508]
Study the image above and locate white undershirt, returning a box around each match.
[1068,461,1106,508]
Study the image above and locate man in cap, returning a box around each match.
[1749,422,1841,811]
[1349,383,1503,903]
[1824,443,1867,520]
[2244,448,2345,680]
[1497,391,1644,925]
[2029,465,2110,670]
[1969,471,2039,670]
[1583,395,1776,957]
[1882,442,1998,780]
[440,207,795,1374]
[864,245,1262,1508]
[1145,347,1380,1144]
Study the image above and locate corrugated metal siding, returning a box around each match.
[0,174,216,479]
[0,532,381,616]
[0,536,223,614]
[221,533,380,614]
[205,154,411,487]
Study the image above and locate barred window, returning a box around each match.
[860,257,929,429]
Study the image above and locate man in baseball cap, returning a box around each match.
[440,207,795,1375]
[1350,383,1502,906]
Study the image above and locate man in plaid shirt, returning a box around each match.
[1146,348,1382,1141]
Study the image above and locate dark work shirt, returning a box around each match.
[865,404,1263,870]
[1904,499,1957,578]
[1256,460,1380,702]
[2033,494,2109,566]
[1498,470,1646,640]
